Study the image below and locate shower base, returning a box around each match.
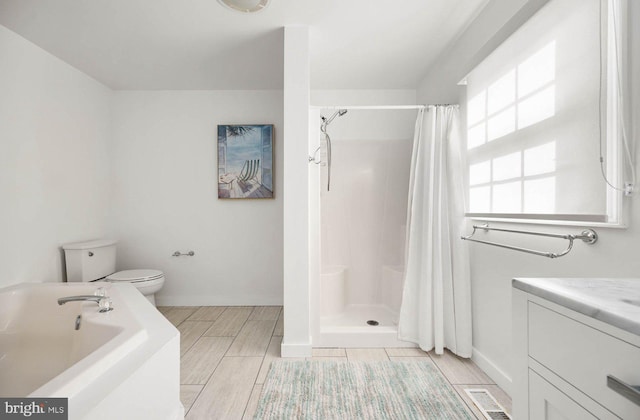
[317,304,415,348]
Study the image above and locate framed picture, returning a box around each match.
[217,124,274,199]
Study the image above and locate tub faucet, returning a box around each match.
[57,295,113,312]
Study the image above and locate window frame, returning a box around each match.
[461,0,628,228]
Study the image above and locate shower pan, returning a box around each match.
[318,265,408,347]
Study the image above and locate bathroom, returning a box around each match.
[1,0,639,419]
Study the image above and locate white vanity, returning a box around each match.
[512,278,640,419]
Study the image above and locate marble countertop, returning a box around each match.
[513,278,640,336]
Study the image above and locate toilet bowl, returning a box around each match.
[105,269,165,305]
[62,239,165,307]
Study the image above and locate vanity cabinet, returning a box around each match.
[528,369,599,420]
[512,279,640,420]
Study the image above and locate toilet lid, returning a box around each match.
[106,269,164,283]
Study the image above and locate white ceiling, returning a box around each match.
[0,0,488,90]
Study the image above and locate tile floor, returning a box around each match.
[158,305,511,420]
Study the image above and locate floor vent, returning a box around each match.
[464,388,511,420]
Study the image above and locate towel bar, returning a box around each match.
[172,251,195,257]
[461,224,597,258]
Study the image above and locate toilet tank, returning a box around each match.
[62,239,117,282]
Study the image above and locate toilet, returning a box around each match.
[62,239,165,306]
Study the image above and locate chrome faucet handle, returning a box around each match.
[98,297,113,312]
[94,287,107,297]
[58,295,113,312]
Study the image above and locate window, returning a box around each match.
[463,0,626,224]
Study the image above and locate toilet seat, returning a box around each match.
[104,269,165,305]
[106,269,164,283]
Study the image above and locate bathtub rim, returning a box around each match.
[0,282,183,420]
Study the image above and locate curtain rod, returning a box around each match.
[311,105,424,110]
[310,104,457,110]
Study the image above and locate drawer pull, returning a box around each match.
[607,375,640,406]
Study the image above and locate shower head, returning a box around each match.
[321,109,348,127]
[318,109,346,192]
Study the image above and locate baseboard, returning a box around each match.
[156,295,283,306]
[171,404,185,420]
[280,340,312,358]
[472,346,512,396]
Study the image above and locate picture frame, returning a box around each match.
[217,124,274,199]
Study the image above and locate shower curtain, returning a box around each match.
[398,105,472,357]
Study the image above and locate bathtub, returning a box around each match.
[0,282,183,420]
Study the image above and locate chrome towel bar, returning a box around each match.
[172,250,195,257]
[461,224,598,259]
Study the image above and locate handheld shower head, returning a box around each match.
[318,109,347,192]
[321,109,348,128]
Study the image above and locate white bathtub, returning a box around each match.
[0,282,183,420]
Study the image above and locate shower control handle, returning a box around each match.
[309,146,322,164]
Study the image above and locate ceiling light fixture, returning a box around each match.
[217,0,270,13]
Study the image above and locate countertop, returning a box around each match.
[513,278,640,336]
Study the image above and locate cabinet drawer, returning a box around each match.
[528,302,640,419]
[529,370,599,420]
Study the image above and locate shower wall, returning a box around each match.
[320,109,414,308]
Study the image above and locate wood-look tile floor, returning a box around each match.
[158,306,511,420]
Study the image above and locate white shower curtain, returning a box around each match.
[398,105,472,357]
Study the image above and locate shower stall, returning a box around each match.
[310,106,419,347]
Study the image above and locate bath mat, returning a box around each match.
[254,360,473,420]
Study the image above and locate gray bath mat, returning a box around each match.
[254,360,473,419]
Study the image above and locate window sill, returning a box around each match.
[465,214,627,229]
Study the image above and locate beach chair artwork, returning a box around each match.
[217,124,274,199]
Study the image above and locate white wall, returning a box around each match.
[416,0,640,393]
[311,90,417,107]
[111,90,284,305]
[282,25,312,357]
[0,23,285,306]
[0,25,112,288]
[417,0,550,103]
